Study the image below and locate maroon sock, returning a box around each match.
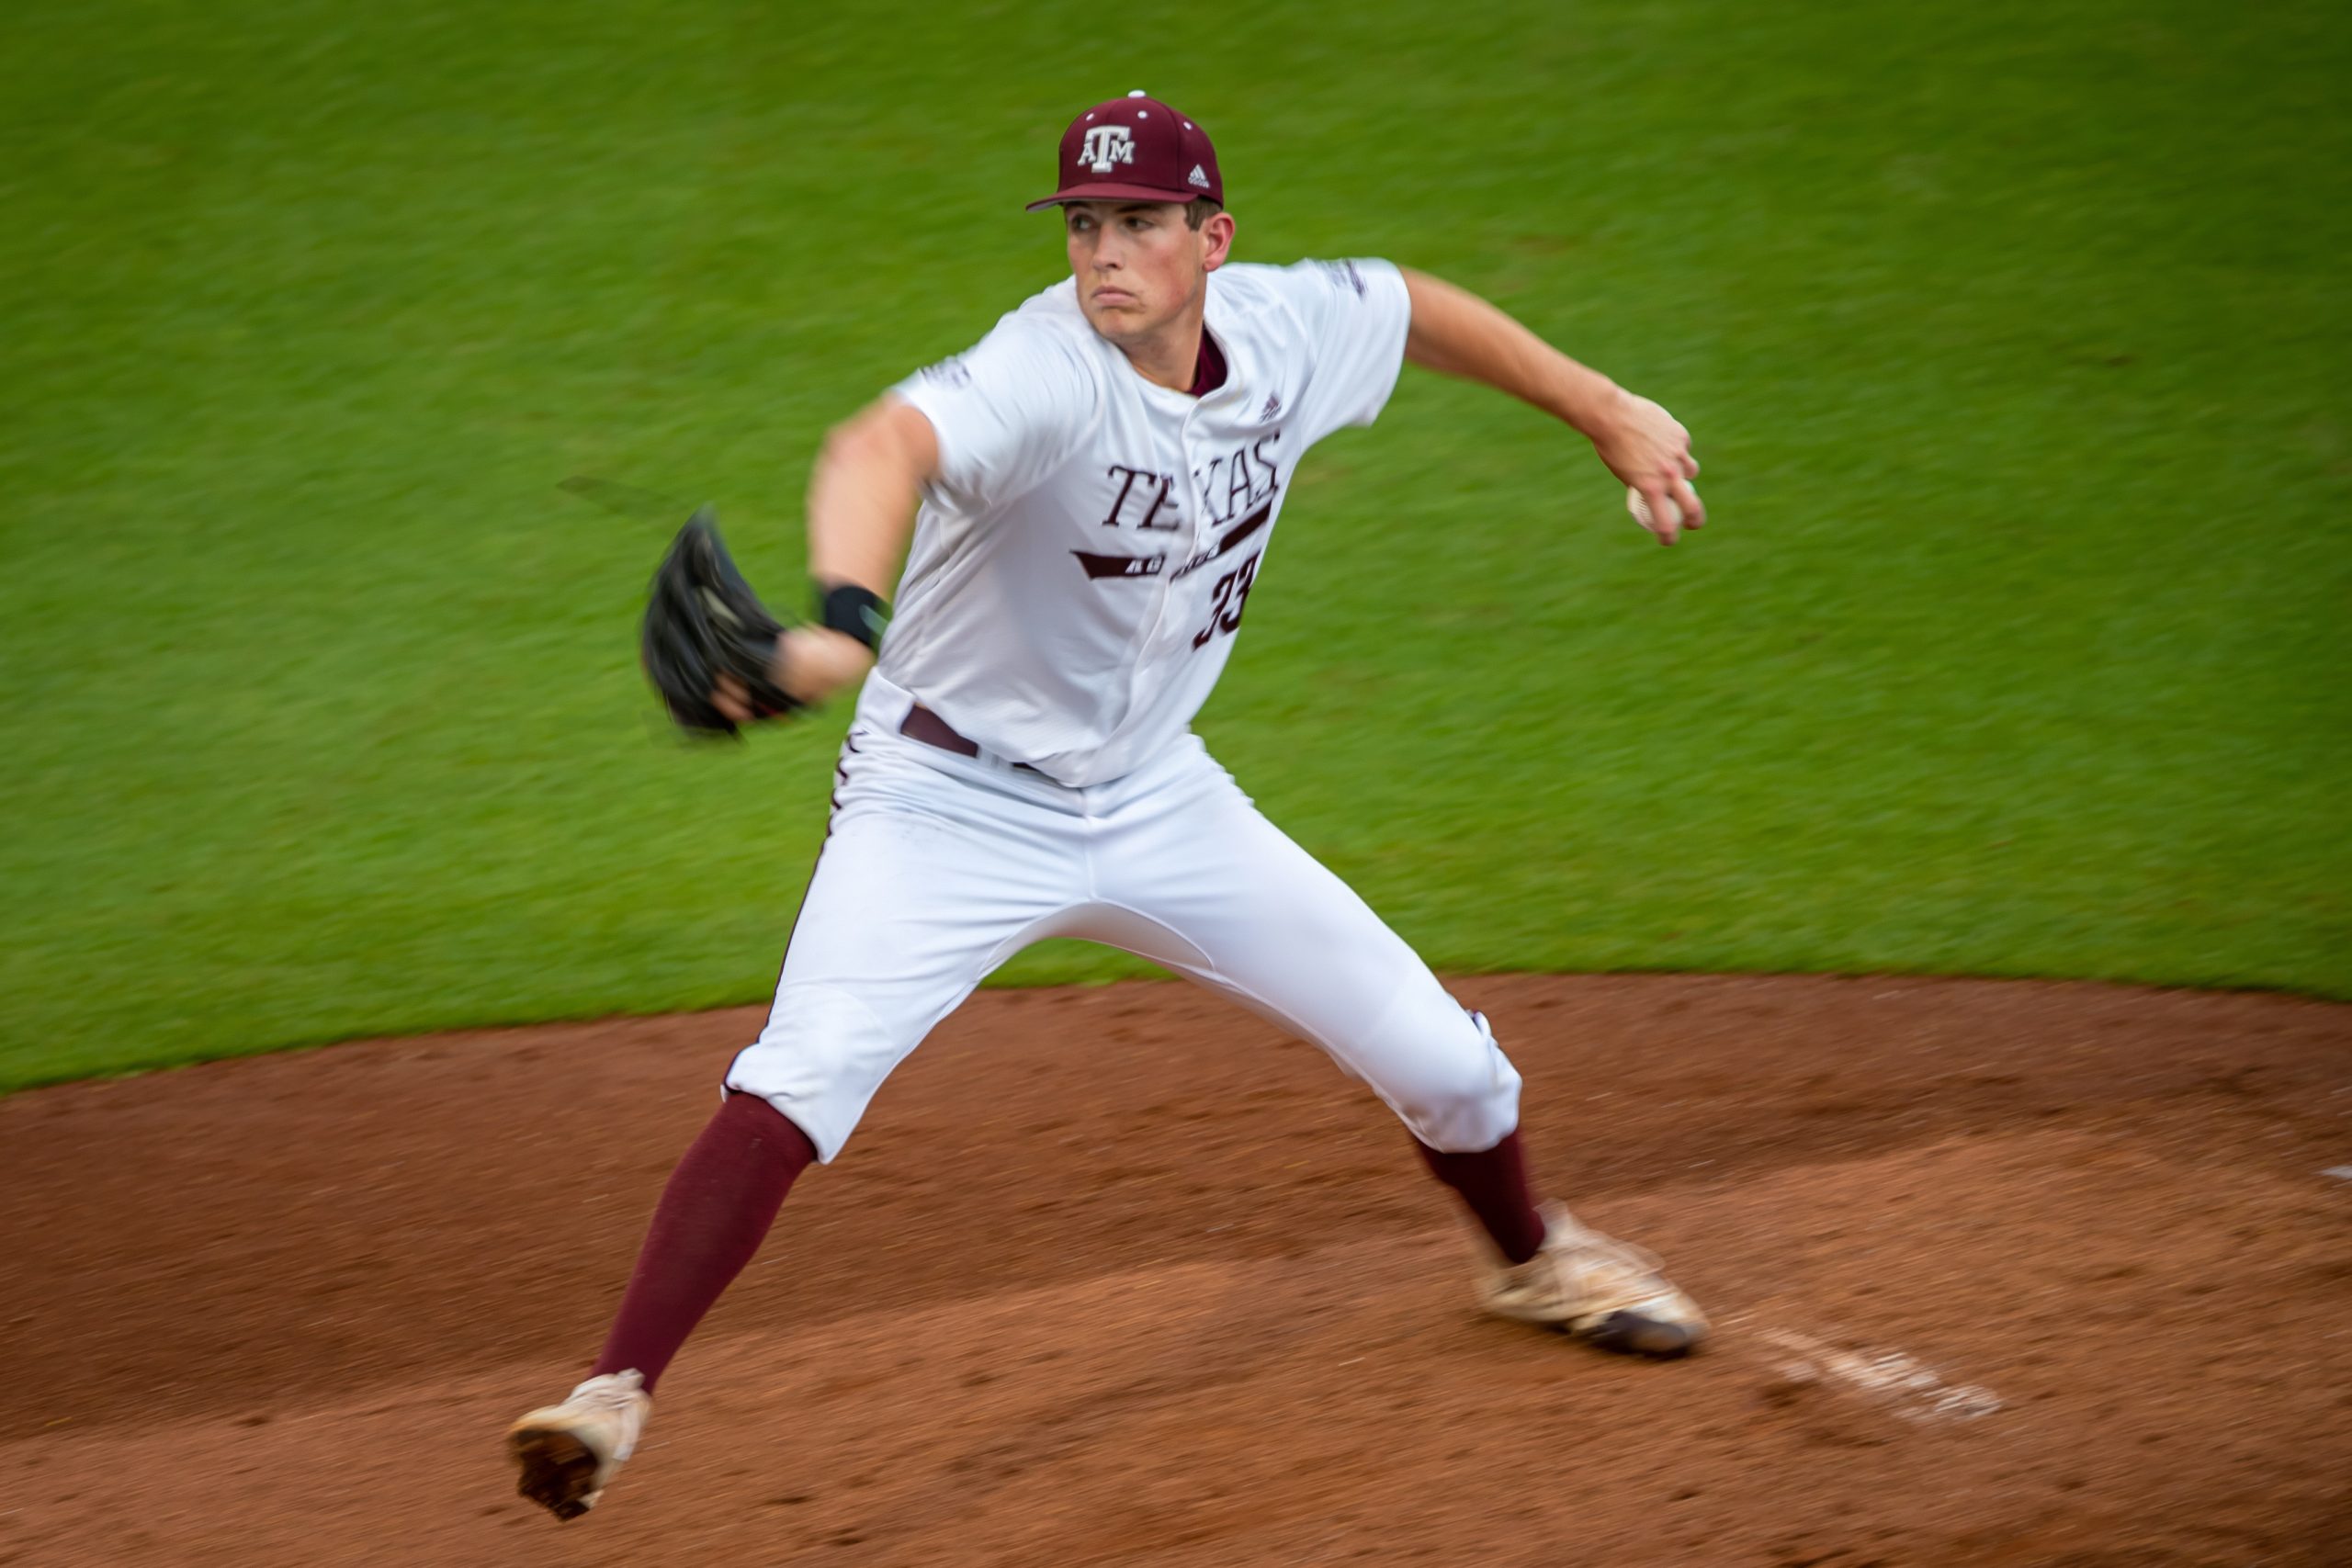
[590,1092,817,1393]
[1416,1127,1547,1266]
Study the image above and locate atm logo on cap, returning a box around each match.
[1080,125,1135,175]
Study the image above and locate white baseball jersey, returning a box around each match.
[885,258,1413,785]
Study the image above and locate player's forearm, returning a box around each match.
[784,400,932,705]
[1399,267,1623,436]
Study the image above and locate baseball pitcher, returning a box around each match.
[510,91,1709,1521]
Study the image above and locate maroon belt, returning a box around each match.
[898,704,1044,773]
[899,703,981,758]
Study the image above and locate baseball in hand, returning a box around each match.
[1626,486,1683,536]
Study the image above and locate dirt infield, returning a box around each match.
[6,974,2349,1566]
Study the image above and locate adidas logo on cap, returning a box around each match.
[1188,164,1211,189]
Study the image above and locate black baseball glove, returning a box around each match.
[639,508,802,736]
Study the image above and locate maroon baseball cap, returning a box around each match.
[1025,91,1223,211]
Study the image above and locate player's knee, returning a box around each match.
[1368,998,1522,1154]
[721,983,904,1164]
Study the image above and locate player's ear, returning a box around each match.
[1201,209,1235,272]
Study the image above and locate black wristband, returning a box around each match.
[817,582,888,650]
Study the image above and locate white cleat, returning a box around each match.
[1477,1204,1709,1358]
[506,1370,652,1521]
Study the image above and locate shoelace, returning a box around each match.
[1555,1232,1666,1279]
[570,1371,645,1412]
[1538,1232,1675,1310]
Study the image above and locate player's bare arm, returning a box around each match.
[712,397,938,724]
[1399,268,1705,545]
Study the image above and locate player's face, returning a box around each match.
[1063,201,1231,345]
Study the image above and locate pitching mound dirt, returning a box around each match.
[5,974,2348,1565]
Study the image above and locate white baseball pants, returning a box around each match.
[724,681,1522,1163]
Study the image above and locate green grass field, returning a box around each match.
[3,0,2346,1091]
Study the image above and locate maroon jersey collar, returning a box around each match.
[1186,328,1228,398]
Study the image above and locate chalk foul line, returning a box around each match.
[1730,1317,2005,1424]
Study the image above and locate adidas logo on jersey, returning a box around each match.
[1187,164,1211,189]
[1257,391,1283,423]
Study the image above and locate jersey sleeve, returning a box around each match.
[891,313,1096,513]
[1273,257,1413,446]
